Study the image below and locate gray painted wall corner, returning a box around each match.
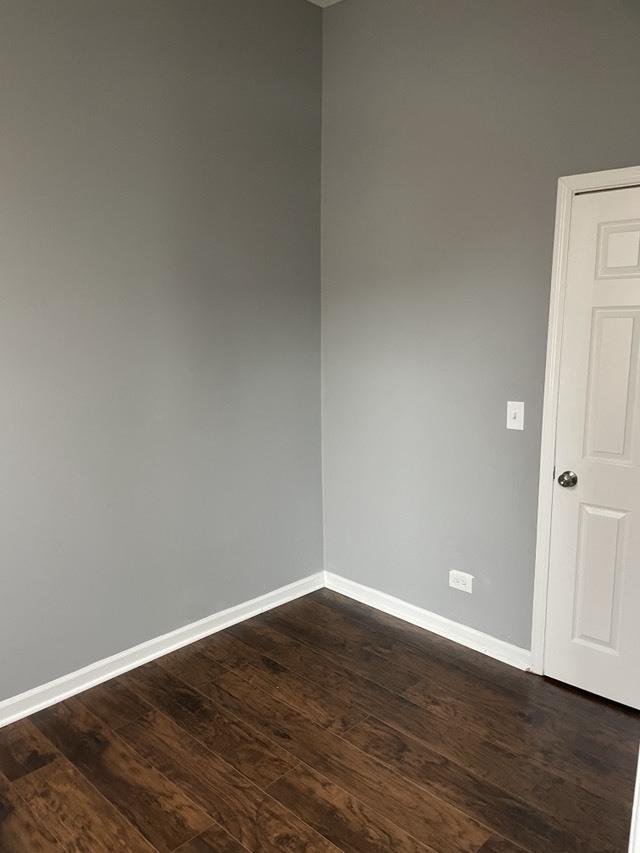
[0,0,323,702]
[321,0,640,649]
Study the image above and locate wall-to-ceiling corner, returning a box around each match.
[306,0,345,8]
[0,0,323,703]
[320,0,640,649]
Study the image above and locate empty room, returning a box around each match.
[1,0,639,851]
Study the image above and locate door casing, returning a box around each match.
[630,747,640,853]
[531,164,640,676]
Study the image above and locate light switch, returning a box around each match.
[507,401,524,430]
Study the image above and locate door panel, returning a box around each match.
[597,220,640,277]
[572,503,626,650]
[545,186,640,709]
[585,310,638,461]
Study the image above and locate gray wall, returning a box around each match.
[322,0,640,648]
[0,0,322,701]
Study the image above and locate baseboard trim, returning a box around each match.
[324,571,532,671]
[0,572,324,729]
[1,568,534,727]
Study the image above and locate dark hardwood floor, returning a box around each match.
[1,589,638,852]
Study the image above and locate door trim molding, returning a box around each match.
[631,748,640,853]
[531,165,640,676]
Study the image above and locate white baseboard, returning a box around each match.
[324,571,532,671]
[0,572,324,729]
[1,568,535,728]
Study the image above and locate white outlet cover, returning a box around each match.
[449,570,474,594]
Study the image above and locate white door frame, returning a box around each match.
[630,748,640,853]
[531,164,640,676]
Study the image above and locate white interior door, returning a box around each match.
[544,185,640,710]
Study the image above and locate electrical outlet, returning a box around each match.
[449,570,474,594]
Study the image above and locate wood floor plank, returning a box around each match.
[404,667,639,773]
[228,616,633,846]
[174,823,249,852]
[267,763,438,853]
[78,678,153,731]
[180,633,367,734]
[343,715,605,853]
[6,592,637,853]
[259,596,640,791]
[306,593,639,848]
[227,618,402,712]
[0,720,58,783]
[403,667,638,798]
[292,594,637,800]
[478,837,529,853]
[315,589,640,748]
[0,776,65,853]
[317,590,640,758]
[262,601,421,694]
[122,660,296,787]
[167,648,492,852]
[14,758,156,852]
[31,697,210,852]
[278,594,453,685]
[311,590,536,693]
[119,707,339,853]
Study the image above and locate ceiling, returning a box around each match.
[306,0,345,7]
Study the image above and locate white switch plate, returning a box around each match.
[506,401,524,430]
[449,570,474,594]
